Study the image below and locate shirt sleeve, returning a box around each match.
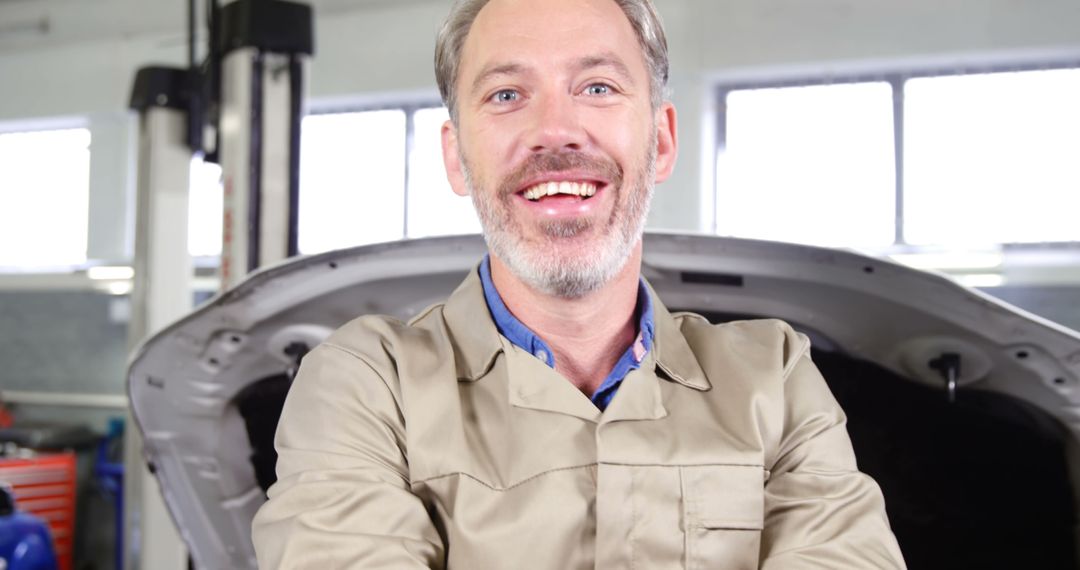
[759,333,907,569]
[251,342,445,569]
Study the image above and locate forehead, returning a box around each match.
[460,0,646,80]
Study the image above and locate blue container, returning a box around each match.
[0,487,58,570]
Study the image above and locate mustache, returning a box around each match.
[498,151,623,196]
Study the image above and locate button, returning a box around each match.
[535,349,548,362]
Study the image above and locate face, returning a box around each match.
[441,0,677,298]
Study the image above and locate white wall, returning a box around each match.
[2,0,1080,253]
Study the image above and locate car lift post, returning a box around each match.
[124,1,311,568]
[217,0,312,290]
[125,67,195,570]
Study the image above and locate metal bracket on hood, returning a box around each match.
[283,341,309,380]
[929,352,962,404]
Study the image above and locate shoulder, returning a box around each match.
[294,302,455,397]
[320,302,451,362]
[673,313,812,381]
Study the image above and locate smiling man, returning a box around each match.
[252,0,905,568]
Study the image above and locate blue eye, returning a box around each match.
[491,89,519,103]
[585,84,611,96]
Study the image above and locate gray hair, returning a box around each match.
[434,0,670,122]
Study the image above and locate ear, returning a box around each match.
[652,102,678,184]
[441,120,470,197]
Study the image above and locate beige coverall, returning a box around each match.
[253,268,906,569]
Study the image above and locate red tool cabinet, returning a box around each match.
[0,452,77,570]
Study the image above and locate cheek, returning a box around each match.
[587,107,652,158]
[467,123,524,177]
[475,113,526,149]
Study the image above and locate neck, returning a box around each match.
[490,245,643,396]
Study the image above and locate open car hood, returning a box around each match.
[128,233,1080,569]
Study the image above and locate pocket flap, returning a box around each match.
[682,464,765,531]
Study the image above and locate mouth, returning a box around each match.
[517,180,602,202]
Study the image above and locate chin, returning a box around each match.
[507,234,635,298]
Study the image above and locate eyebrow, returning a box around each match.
[471,62,528,95]
[572,53,635,85]
[469,52,637,95]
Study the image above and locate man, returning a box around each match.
[252,0,906,567]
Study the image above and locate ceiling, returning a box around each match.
[0,0,434,55]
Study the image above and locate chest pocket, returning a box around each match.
[682,465,765,570]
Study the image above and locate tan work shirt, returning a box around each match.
[252,268,906,569]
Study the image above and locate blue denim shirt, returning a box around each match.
[478,256,654,411]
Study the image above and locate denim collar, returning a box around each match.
[478,255,655,410]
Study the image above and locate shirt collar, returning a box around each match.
[479,256,655,370]
[479,256,556,367]
[441,259,709,391]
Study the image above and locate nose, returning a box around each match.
[525,92,586,154]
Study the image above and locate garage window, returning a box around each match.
[298,109,407,254]
[904,69,1080,246]
[189,158,224,258]
[716,65,1080,251]
[189,104,471,258]
[0,127,91,269]
[717,82,896,248]
[406,106,482,238]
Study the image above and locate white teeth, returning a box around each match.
[522,181,598,201]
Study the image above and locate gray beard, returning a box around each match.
[464,143,655,299]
